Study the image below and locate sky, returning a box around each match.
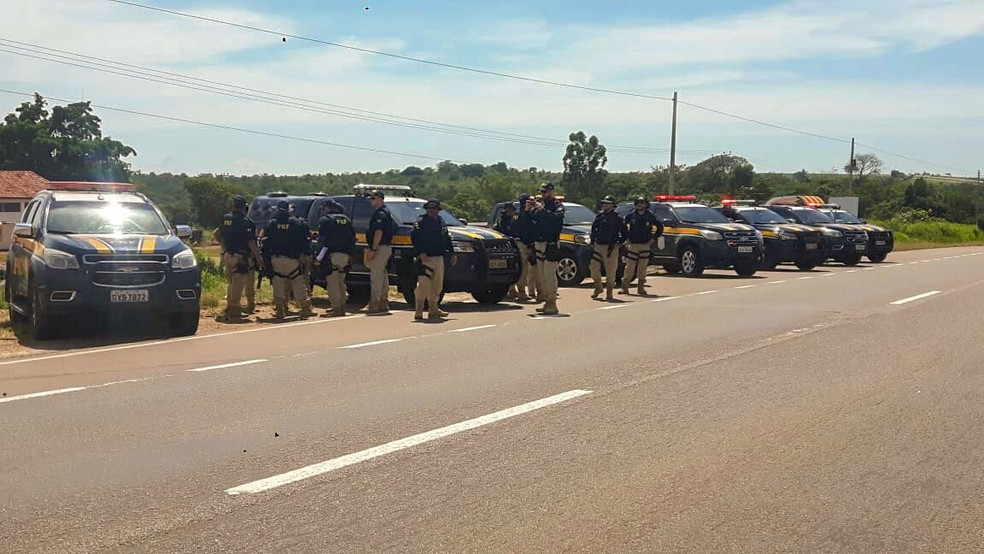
[1,0,983,177]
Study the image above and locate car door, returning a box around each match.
[10,199,42,299]
[650,205,679,261]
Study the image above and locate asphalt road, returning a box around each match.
[2,247,984,552]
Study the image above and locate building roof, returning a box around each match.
[0,171,49,199]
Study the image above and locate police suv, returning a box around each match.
[487,199,602,287]
[616,195,762,277]
[4,182,200,339]
[716,199,826,271]
[816,205,894,263]
[308,185,521,304]
[764,196,869,266]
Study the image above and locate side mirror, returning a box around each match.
[460,219,469,226]
[786,218,796,223]
[13,223,35,239]
[861,219,868,224]
[175,225,193,239]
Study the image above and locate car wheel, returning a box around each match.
[556,253,584,287]
[795,258,821,271]
[30,284,57,340]
[679,245,705,277]
[842,254,862,266]
[867,252,888,263]
[662,262,681,274]
[734,259,758,277]
[167,312,200,336]
[471,284,509,305]
[348,285,371,309]
[760,249,779,271]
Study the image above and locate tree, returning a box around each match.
[845,153,883,181]
[562,131,608,204]
[0,93,136,181]
[686,154,754,196]
[184,177,245,228]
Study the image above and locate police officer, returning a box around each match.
[263,200,313,319]
[365,190,395,314]
[590,195,627,301]
[216,195,264,321]
[494,202,528,302]
[315,200,356,317]
[517,193,541,302]
[411,198,456,320]
[532,183,565,315]
[622,196,663,296]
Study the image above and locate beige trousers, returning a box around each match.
[414,255,445,315]
[624,242,653,288]
[326,252,350,312]
[534,242,559,304]
[517,243,539,298]
[271,256,310,313]
[222,252,248,317]
[590,244,620,294]
[366,245,391,310]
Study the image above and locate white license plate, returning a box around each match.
[488,259,508,269]
[855,244,867,251]
[806,242,819,250]
[110,289,149,303]
[737,246,754,253]
[875,240,887,246]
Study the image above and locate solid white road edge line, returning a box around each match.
[225,389,594,496]
[0,387,88,404]
[449,325,497,333]
[339,338,405,349]
[890,291,942,305]
[187,359,268,373]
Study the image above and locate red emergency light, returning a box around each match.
[654,195,697,202]
[47,181,135,192]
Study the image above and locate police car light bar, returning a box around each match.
[816,203,841,209]
[353,183,412,197]
[721,198,757,206]
[654,195,697,202]
[47,181,135,192]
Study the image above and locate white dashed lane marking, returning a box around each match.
[599,305,628,310]
[187,359,268,372]
[734,285,756,289]
[890,291,942,305]
[449,325,497,333]
[339,339,406,349]
[225,389,593,496]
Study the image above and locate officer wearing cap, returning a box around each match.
[216,195,264,320]
[590,195,627,300]
[263,200,313,319]
[315,200,356,317]
[365,190,395,314]
[532,183,565,315]
[622,196,663,296]
[517,193,541,301]
[494,201,528,301]
[410,198,456,320]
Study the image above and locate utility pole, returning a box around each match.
[848,137,856,194]
[668,91,678,194]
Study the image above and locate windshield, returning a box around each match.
[46,201,170,235]
[738,208,788,224]
[824,210,863,224]
[249,197,314,226]
[791,209,835,225]
[674,206,732,224]
[564,204,596,225]
[387,202,463,226]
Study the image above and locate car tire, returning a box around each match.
[662,262,681,274]
[795,258,821,271]
[734,259,758,277]
[556,251,585,287]
[29,284,57,340]
[679,245,705,277]
[348,285,371,309]
[167,312,200,336]
[867,252,888,263]
[842,254,862,266]
[760,249,779,271]
[471,284,509,305]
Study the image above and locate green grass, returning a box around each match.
[872,220,984,246]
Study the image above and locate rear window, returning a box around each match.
[46,201,169,235]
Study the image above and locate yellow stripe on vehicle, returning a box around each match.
[355,233,367,243]
[663,227,701,236]
[140,236,156,254]
[83,237,113,253]
[559,233,577,242]
[393,235,413,245]
[761,230,777,238]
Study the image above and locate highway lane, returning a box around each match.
[1,246,983,552]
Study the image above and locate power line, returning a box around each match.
[0,88,448,162]
[854,142,973,175]
[107,0,675,103]
[0,38,703,157]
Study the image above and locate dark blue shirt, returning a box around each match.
[263,214,310,257]
[368,206,396,247]
[625,210,663,244]
[317,214,356,254]
[591,210,627,245]
[533,199,565,242]
[411,214,453,257]
[220,212,256,254]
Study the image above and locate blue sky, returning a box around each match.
[2,0,983,176]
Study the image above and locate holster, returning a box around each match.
[545,242,561,262]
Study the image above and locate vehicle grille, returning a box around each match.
[723,231,757,242]
[844,231,868,242]
[83,254,169,264]
[92,270,165,287]
[483,239,519,255]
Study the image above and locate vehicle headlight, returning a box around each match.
[754,230,765,246]
[699,229,723,240]
[778,231,799,241]
[452,241,476,253]
[574,234,591,245]
[172,249,198,270]
[821,228,843,238]
[42,248,80,270]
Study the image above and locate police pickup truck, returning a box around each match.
[764,196,869,266]
[716,199,826,271]
[4,182,200,339]
[617,195,762,277]
[309,185,520,304]
[816,205,894,263]
[488,198,605,287]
